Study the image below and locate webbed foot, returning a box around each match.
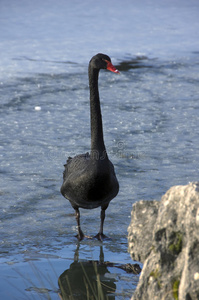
[75,231,93,241]
[94,233,111,242]
[75,228,85,241]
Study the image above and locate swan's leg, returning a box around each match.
[94,205,110,241]
[75,208,84,241]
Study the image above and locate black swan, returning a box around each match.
[61,53,120,241]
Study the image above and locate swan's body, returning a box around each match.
[61,53,119,241]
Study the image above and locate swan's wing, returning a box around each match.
[63,152,90,180]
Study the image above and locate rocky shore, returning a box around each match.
[128,182,199,300]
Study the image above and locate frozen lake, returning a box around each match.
[0,0,199,299]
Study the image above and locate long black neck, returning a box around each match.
[89,64,107,159]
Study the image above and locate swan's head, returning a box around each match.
[90,53,120,73]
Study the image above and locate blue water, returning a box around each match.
[1,0,199,299]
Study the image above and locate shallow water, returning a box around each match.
[1,0,199,299]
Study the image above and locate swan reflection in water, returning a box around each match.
[58,245,141,300]
[58,245,116,299]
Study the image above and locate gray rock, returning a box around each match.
[128,182,199,300]
[128,200,159,263]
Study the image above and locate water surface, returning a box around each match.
[0,0,199,299]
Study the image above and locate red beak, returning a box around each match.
[105,60,120,74]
